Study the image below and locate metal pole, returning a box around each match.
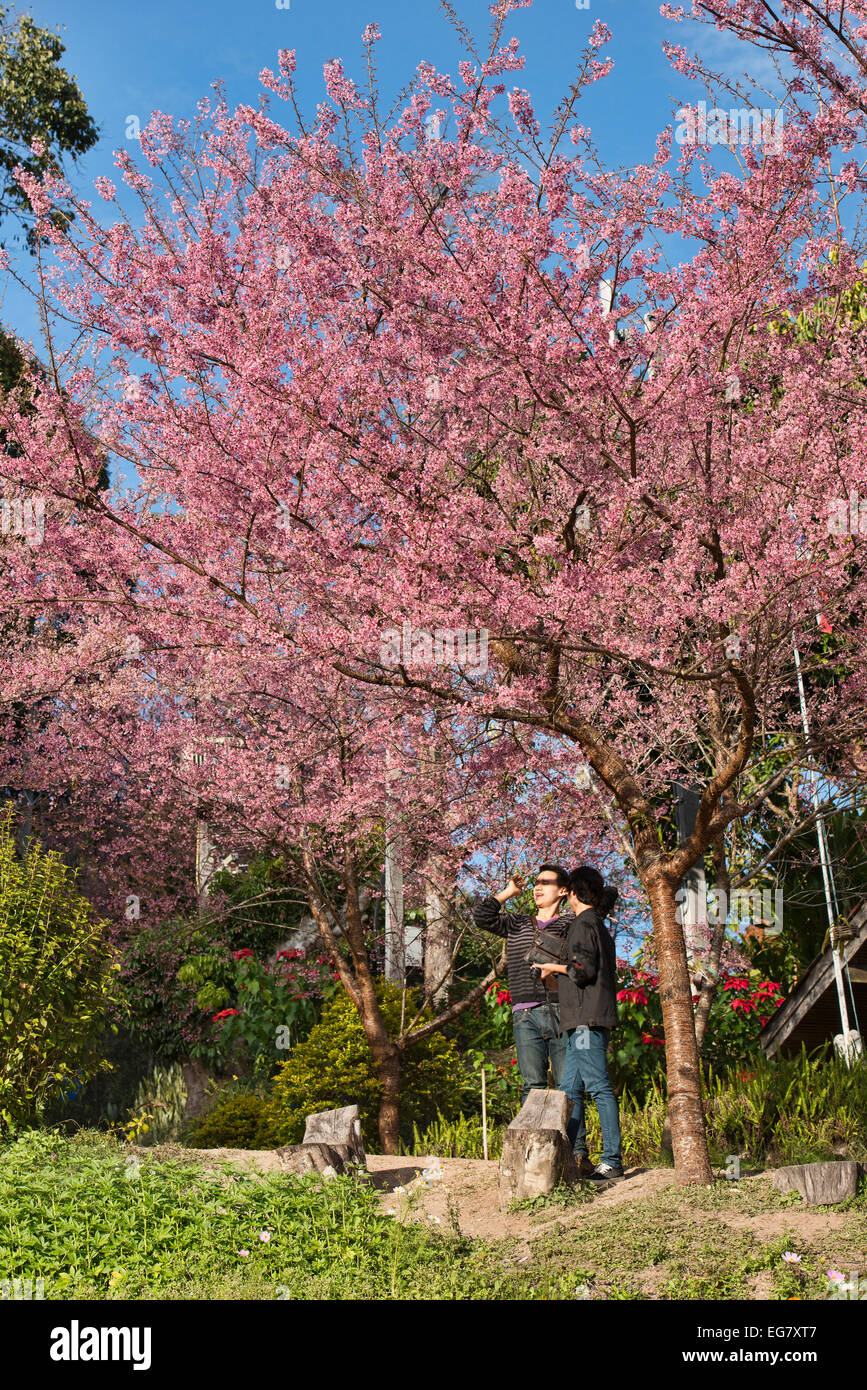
[793,644,853,1047]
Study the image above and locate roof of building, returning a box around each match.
[760,898,867,1058]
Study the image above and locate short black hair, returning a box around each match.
[537,863,569,889]
[567,865,619,917]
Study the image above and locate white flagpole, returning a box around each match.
[793,643,853,1053]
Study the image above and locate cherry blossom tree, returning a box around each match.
[0,579,613,1150]
[4,0,867,1177]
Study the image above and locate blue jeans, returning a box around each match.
[560,1026,622,1167]
[512,1003,567,1106]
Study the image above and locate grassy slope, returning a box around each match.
[0,1130,863,1300]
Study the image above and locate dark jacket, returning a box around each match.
[556,908,619,1032]
[472,895,578,1007]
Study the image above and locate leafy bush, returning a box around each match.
[260,982,466,1149]
[449,981,515,1052]
[120,916,235,1067]
[463,1047,522,1122]
[188,1093,270,1149]
[606,1049,867,1169]
[0,808,124,1132]
[703,1046,867,1165]
[195,947,340,1077]
[120,854,328,1070]
[207,855,310,956]
[609,961,784,1098]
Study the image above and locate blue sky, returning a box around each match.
[0,0,776,349]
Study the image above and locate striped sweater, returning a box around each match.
[472,894,578,1007]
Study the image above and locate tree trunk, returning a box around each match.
[372,1038,401,1154]
[693,832,731,1052]
[301,838,406,1153]
[424,857,454,1004]
[645,870,713,1184]
[181,1058,211,1120]
[195,808,217,916]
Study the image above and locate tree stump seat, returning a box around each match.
[498,1088,577,1206]
[770,1160,859,1206]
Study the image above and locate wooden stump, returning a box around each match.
[770,1161,859,1206]
[303,1104,366,1168]
[276,1142,352,1178]
[498,1089,577,1207]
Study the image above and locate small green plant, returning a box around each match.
[0,807,125,1133]
[121,1064,187,1146]
[509,1181,597,1215]
[401,1110,507,1160]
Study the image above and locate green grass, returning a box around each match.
[522,1177,867,1300]
[0,1129,580,1300]
[508,1181,598,1219]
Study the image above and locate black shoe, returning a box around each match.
[588,1162,624,1184]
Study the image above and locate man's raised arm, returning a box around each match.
[472,873,526,936]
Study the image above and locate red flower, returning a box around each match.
[617,987,648,1005]
[232,948,254,960]
[212,1008,241,1021]
[755,980,782,995]
[723,978,750,992]
[509,1058,517,1066]
[730,998,751,1013]
[640,1031,664,1048]
[496,988,512,1006]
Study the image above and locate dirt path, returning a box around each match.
[366,1155,680,1240]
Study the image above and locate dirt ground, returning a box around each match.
[365,1154,681,1240]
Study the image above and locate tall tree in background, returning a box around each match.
[0,4,97,243]
[0,4,98,387]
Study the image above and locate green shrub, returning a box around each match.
[188,1093,270,1149]
[0,808,124,1133]
[608,1050,867,1169]
[259,982,466,1150]
[703,1046,867,1165]
[120,916,235,1068]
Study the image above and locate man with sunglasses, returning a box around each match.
[473,867,589,1167]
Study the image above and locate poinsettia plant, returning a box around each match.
[609,959,784,1097]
